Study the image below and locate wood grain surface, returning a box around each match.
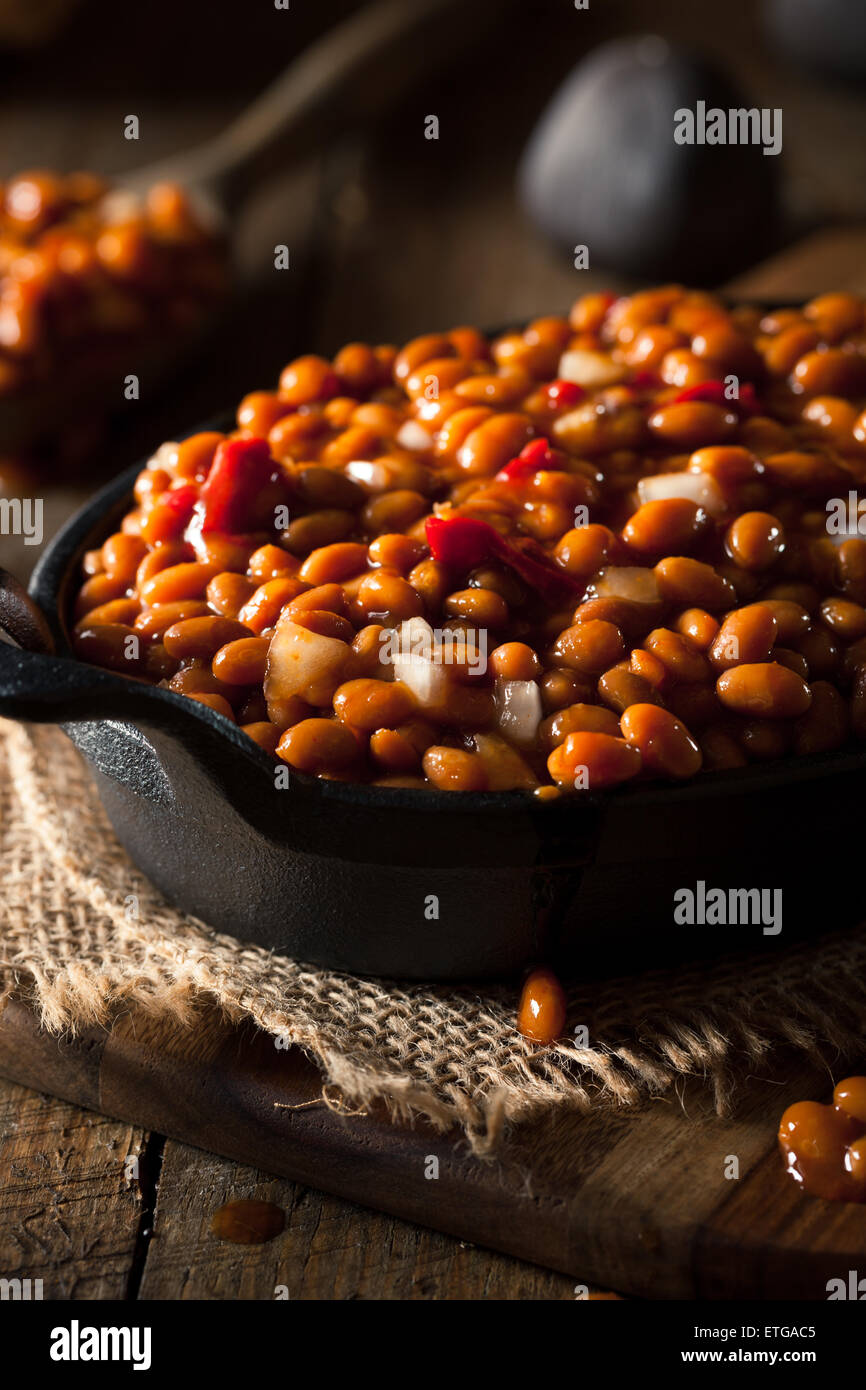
[0,993,863,1300]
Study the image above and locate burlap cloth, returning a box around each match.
[1,716,865,1155]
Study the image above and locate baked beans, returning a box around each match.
[72,288,866,789]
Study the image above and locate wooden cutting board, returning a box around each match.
[0,991,864,1300]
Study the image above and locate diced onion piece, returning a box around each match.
[344,458,390,492]
[593,566,661,604]
[493,678,542,746]
[392,652,451,708]
[396,420,433,451]
[473,733,538,790]
[637,470,726,516]
[557,348,626,389]
[265,616,349,706]
[396,616,434,657]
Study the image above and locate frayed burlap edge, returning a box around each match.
[1,718,865,1155]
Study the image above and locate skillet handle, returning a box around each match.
[0,639,156,725]
[0,566,151,725]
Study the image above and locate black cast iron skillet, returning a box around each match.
[1,439,865,980]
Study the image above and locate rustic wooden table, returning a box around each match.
[1,0,865,1300]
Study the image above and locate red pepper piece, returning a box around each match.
[670,379,759,416]
[495,437,567,482]
[631,369,660,388]
[497,537,584,605]
[425,514,495,569]
[198,436,289,535]
[154,483,198,537]
[545,379,585,409]
[425,514,583,605]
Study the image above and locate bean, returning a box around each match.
[819,597,866,642]
[276,719,360,773]
[547,731,642,790]
[74,598,140,630]
[517,967,567,1045]
[140,562,218,605]
[620,703,702,779]
[295,466,365,510]
[553,620,625,675]
[238,576,308,633]
[207,572,257,619]
[622,499,704,556]
[73,623,141,672]
[773,647,810,681]
[278,354,339,405]
[134,601,210,640]
[653,557,735,611]
[647,401,737,448]
[241,721,281,755]
[553,523,616,578]
[299,542,368,585]
[792,623,840,679]
[370,722,434,773]
[368,533,426,572]
[333,678,414,730]
[725,512,785,571]
[422,745,488,791]
[758,599,811,643]
[248,544,299,582]
[212,637,270,685]
[101,532,147,584]
[540,668,596,712]
[709,604,778,670]
[237,391,291,435]
[409,559,451,610]
[286,584,347,617]
[74,572,127,618]
[169,665,239,703]
[163,616,250,660]
[597,665,663,714]
[456,413,533,476]
[716,663,812,718]
[135,543,191,590]
[188,692,236,721]
[282,510,356,555]
[360,489,429,534]
[539,703,620,752]
[792,348,866,397]
[357,569,424,622]
[489,642,541,681]
[676,608,719,649]
[173,432,223,481]
[444,587,509,628]
[644,628,711,684]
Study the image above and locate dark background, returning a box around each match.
[1,0,865,568]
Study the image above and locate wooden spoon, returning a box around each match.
[0,0,508,453]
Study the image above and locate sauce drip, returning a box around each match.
[778,1075,866,1202]
[211,1198,286,1244]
